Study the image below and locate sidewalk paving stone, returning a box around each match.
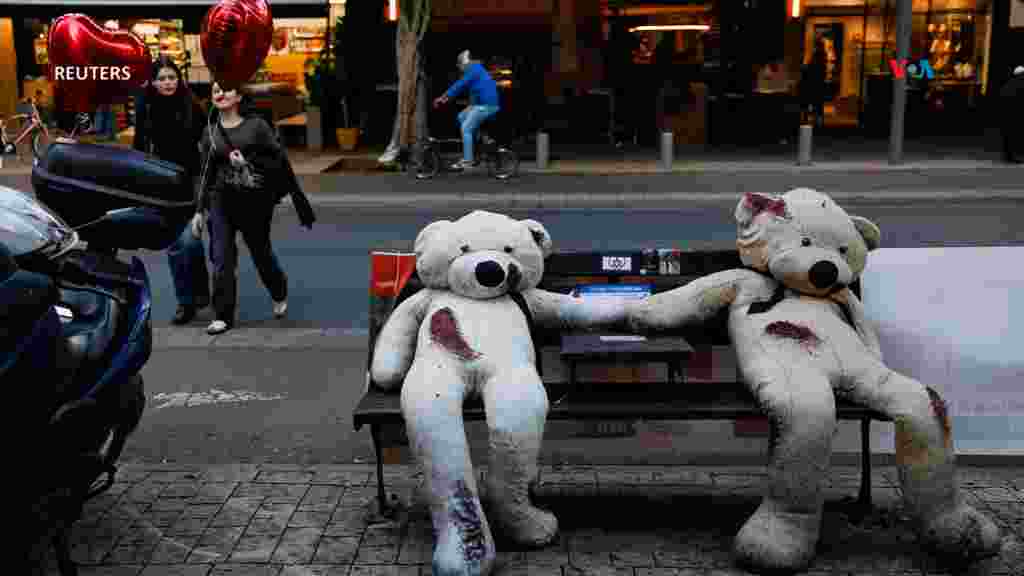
[209,564,283,575]
[229,533,281,563]
[279,566,350,576]
[311,536,359,563]
[148,537,200,564]
[44,464,1024,576]
[138,565,211,576]
[271,527,322,564]
[354,544,400,564]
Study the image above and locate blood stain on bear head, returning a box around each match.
[430,308,481,361]
[765,321,821,347]
[744,193,789,219]
[450,479,488,561]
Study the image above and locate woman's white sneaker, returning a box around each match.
[207,320,230,335]
[273,300,288,318]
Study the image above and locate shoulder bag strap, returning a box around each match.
[508,291,543,376]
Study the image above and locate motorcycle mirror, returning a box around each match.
[72,208,133,232]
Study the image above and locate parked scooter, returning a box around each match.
[10,135,195,575]
[3,186,151,575]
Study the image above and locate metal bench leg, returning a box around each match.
[369,423,388,515]
[858,418,872,513]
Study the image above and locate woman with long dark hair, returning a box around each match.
[133,56,211,324]
[194,82,313,335]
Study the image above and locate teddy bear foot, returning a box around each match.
[733,499,821,574]
[432,520,496,576]
[919,503,1002,570]
[493,504,559,548]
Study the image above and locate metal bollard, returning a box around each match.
[798,124,813,166]
[536,131,549,169]
[660,131,674,171]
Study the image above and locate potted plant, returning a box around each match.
[332,16,359,151]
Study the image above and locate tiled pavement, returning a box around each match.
[41,464,1023,576]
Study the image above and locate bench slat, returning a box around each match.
[353,383,890,430]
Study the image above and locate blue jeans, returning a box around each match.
[457,105,499,162]
[167,221,210,308]
[94,106,115,139]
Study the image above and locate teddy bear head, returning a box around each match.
[735,188,881,297]
[413,210,552,299]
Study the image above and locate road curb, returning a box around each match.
[153,327,368,350]
[284,189,1024,209]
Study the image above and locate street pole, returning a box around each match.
[888,0,912,164]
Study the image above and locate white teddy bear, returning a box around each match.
[625,188,1001,573]
[370,210,624,576]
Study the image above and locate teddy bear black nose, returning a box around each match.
[809,260,839,289]
[475,261,506,287]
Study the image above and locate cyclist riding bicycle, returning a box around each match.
[433,50,500,171]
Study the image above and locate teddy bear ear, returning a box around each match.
[522,219,553,258]
[851,215,881,251]
[414,220,453,255]
[735,192,787,226]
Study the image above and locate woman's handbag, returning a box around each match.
[216,118,316,228]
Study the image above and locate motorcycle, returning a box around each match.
[7,138,194,575]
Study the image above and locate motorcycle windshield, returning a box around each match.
[0,185,77,258]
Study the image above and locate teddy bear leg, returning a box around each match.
[734,365,836,573]
[480,364,559,547]
[848,366,1001,569]
[401,360,496,576]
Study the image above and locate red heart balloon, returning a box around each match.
[201,0,273,90]
[47,14,151,113]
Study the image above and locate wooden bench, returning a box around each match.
[353,249,891,515]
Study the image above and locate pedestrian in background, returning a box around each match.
[801,37,828,127]
[195,81,314,335]
[999,65,1023,164]
[133,56,212,325]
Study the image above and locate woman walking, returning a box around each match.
[133,56,211,324]
[194,82,296,335]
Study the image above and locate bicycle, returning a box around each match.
[1,98,57,162]
[410,117,519,181]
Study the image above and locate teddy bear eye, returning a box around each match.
[504,245,514,253]
[839,246,848,255]
[801,238,812,247]
[460,244,470,253]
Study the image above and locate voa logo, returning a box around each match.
[888,58,936,81]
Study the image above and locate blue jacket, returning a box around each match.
[445,62,500,107]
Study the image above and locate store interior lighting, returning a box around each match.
[791,0,802,19]
[389,0,397,22]
[628,25,710,32]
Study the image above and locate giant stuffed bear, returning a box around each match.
[625,188,1001,573]
[370,210,624,576]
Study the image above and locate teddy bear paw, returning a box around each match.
[733,500,821,573]
[919,503,1002,569]
[494,504,559,547]
[432,520,496,576]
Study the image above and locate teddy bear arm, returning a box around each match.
[836,288,883,360]
[626,269,760,333]
[370,290,432,390]
[522,289,629,332]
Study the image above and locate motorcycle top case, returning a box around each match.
[32,142,193,250]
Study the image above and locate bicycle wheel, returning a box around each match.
[488,147,520,180]
[412,143,441,180]
[1,114,30,155]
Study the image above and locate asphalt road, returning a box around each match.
[119,199,1024,466]
[132,200,1024,330]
